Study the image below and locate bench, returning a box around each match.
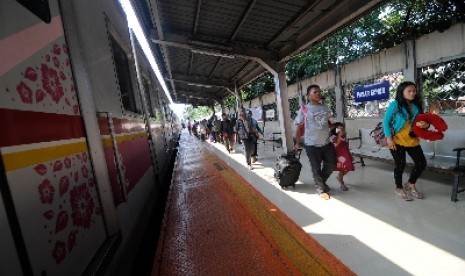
[270,132,282,151]
[349,128,465,201]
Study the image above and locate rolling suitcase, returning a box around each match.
[274,154,302,189]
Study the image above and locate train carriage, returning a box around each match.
[0,1,179,275]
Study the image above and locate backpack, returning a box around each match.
[370,122,388,147]
[213,119,221,132]
[274,154,302,188]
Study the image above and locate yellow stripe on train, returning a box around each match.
[2,141,88,172]
[101,132,148,148]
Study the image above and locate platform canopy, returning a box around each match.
[135,0,388,106]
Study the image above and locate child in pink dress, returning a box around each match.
[331,122,354,191]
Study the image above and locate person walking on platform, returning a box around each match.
[294,85,336,200]
[236,108,260,170]
[212,115,222,143]
[199,119,208,141]
[245,109,264,163]
[187,119,192,135]
[220,113,235,153]
[330,122,354,191]
[384,81,428,201]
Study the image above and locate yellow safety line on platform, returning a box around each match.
[206,150,355,276]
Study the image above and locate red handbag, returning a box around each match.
[413,113,448,141]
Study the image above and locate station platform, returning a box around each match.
[152,131,465,275]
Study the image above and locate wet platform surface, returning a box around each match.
[152,133,354,275]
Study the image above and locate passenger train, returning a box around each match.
[1,1,180,275]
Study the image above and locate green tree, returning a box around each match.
[241,74,274,101]
[223,95,236,108]
[243,0,465,101]
[185,105,213,121]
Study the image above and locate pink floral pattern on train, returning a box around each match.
[35,152,101,264]
[6,43,79,115]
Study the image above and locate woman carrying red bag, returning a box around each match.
[383,81,430,201]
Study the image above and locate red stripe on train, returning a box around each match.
[98,117,146,136]
[119,136,152,192]
[0,108,85,147]
[102,135,152,206]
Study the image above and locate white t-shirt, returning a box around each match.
[294,103,331,146]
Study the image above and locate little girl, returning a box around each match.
[331,122,354,191]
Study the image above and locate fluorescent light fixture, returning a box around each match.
[187,83,212,88]
[191,49,235,59]
[119,0,173,104]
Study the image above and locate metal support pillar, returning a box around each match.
[404,40,417,82]
[273,63,294,154]
[335,67,344,123]
[220,101,225,114]
[298,81,303,107]
[235,82,242,109]
[211,102,216,116]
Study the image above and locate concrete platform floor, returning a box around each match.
[153,132,354,275]
[204,133,465,276]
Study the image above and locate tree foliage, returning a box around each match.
[241,74,274,101]
[283,0,464,88]
[185,105,213,120]
[199,0,465,108]
[223,94,236,108]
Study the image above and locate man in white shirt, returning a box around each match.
[294,85,336,200]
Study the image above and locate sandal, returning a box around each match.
[337,176,348,191]
[319,192,330,200]
[395,189,413,201]
[410,189,423,199]
[403,183,423,199]
[323,184,331,193]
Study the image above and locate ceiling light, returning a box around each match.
[191,49,235,59]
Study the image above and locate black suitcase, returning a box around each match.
[274,154,302,189]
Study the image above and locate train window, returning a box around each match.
[142,78,154,117]
[17,0,51,23]
[109,36,138,114]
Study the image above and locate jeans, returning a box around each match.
[390,145,426,189]
[252,141,258,157]
[242,139,255,165]
[304,143,336,194]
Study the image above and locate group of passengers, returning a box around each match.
[189,81,429,201]
[188,115,222,139]
[295,82,429,200]
[188,108,264,170]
